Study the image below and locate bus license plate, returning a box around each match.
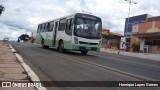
[87,47,91,50]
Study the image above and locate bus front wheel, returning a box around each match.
[81,50,88,55]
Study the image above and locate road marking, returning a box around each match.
[9,43,157,81]
[97,55,160,71]
[53,52,156,81]
[90,51,160,70]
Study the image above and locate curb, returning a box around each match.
[8,44,47,90]
[100,48,160,61]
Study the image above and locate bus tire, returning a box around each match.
[81,50,88,55]
[41,39,44,48]
[44,45,49,49]
[58,41,64,53]
[41,39,49,49]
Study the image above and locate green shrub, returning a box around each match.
[131,43,140,52]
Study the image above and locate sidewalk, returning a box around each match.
[0,41,36,90]
[100,48,160,61]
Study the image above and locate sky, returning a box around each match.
[0,0,160,41]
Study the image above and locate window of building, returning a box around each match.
[145,42,152,45]
[153,40,160,46]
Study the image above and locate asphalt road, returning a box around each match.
[9,42,160,90]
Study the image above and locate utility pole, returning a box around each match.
[124,0,137,51]
[0,5,5,16]
[124,0,137,36]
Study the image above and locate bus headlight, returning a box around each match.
[74,37,78,44]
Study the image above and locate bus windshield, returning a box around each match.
[74,18,102,39]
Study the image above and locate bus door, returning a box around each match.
[53,21,58,46]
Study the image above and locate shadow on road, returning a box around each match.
[41,47,97,57]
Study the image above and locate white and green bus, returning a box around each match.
[35,13,102,54]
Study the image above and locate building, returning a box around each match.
[101,29,123,49]
[28,32,36,43]
[124,14,150,37]
[124,14,153,50]
[3,38,9,42]
[130,20,160,53]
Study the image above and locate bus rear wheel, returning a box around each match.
[81,50,88,55]
[43,45,49,49]
[58,41,64,53]
[41,39,49,49]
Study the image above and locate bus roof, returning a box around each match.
[38,13,101,25]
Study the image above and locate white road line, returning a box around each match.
[98,55,160,70]
[55,52,156,81]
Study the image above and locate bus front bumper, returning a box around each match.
[72,44,100,51]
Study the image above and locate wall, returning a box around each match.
[130,20,160,53]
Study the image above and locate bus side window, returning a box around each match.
[40,24,42,32]
[46,23,50,32]
[37,25,40,33]
[71,19,74,29]
[45,23,48,32]
[59,18,66,31]
[65,19,73,35]
[38,24,41,33]
[44,23,47,32]
[49,21,54,32]
[41,24,44,32]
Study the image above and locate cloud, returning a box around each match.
[0,23,26,40]
[0,0,160,40]
[66,0,82,13]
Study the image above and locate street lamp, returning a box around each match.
[124,0,137,51]
[0,5,5,16]
[124,0,137,35]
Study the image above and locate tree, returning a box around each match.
[18,34,29,42]
[0,5,5,16]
